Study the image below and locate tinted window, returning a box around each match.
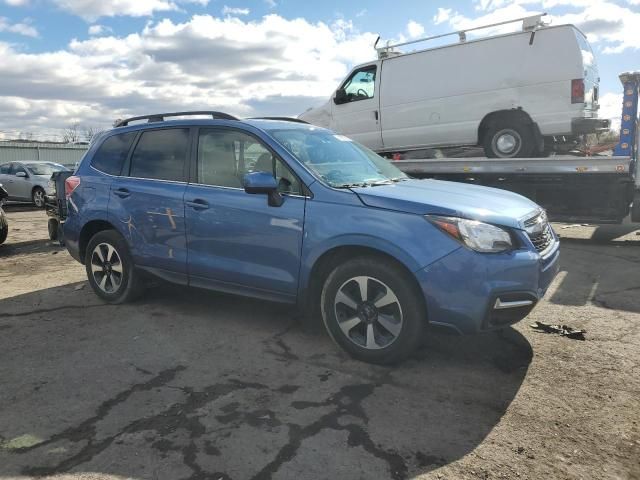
[130,129,189,182]
[91,132,136,176]
[198,129,302,194]
[0,163,9,174]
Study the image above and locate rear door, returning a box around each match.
[184,127,306,301]
[108,127,190,280]
[331,63,383,150]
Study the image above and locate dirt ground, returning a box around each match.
[1,206,639,480]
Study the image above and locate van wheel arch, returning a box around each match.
[79,220,118,263]
[303,246,426,331]
[478,109,543,157]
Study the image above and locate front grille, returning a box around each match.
[524,212,554,253]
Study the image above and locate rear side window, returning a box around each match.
[0,164,9,174]
[91,132,136,176]
[129,129,189,182]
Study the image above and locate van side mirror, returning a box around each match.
[334,88,348,105]
[15,171,27,178]
[243,171,284,207]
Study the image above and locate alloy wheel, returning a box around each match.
[90,242,124,293]
[333,276,403,350]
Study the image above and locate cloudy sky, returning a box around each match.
[0,0,638,141]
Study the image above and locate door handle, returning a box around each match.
[113,188,130,198]
[186,199,209,210]
[374,110,379,121]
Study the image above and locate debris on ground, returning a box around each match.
[73,283,85,291]
[530,321,586,340]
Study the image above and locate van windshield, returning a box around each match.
[269,129,407,188]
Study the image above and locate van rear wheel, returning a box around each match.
[483,120,536,158]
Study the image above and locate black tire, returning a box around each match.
[483,118,536,158]
[85,229,143,304]
[32,187,46,208]
[320,256,426,365]
[48,218,59,241]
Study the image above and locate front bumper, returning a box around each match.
[572,117,610,135]
[416,237,560,335]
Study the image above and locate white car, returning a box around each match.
[0,161,69,208]
[300,21,609,158]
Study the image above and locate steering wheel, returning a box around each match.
[356,89,369,97]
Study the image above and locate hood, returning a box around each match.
[351,179,541,229]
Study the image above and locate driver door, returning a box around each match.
[331,62,383,150]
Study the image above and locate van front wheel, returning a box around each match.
[483,120,535,158]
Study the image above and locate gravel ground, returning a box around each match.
[0,206,639,480]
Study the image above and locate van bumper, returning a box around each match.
[572,117,610,135]
[415,238,560,335]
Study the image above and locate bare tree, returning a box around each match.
[63,123,81,144]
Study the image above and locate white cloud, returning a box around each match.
[0,17,38,37]
[3,0,30,5]
[458,0,640,54]
[356,9,367,17]
[598,92,623,130]
[88,24,112,35]
[264,0,276,8]
[222,5,250,16]
[49,0,209,21]
[0,14,380,139]
[433,8,452,25]
[406,20,425,39]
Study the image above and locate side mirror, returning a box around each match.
[334,88,348,105]
[243,171,283,207]
[15,171,27,178]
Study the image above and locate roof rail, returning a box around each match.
[248,116,310,124]
[114,111,239,127]
[376,13,548,59]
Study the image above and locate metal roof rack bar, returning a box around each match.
[376,13,548,57]
[249,117,310,124]
[114,111,239,127]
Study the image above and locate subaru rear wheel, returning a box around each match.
[85,230,143,304]
[321,256,425,364]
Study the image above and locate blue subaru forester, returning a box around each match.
[64,112,559,364]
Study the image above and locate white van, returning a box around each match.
[299,17,609,158]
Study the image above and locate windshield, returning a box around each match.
[269,129,407,188]
[25,163,67,175]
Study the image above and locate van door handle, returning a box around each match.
[113,188,130,198]
[374,110,379,121]
[186,199,209,210]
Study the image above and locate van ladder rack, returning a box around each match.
[114,111,239,127]
[249,117,310,124]
[376,13,548,59]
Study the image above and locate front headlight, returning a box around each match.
[426,216,513,253]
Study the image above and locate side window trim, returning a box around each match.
[192,126,310,197]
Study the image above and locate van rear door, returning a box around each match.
[331,63,383,149]
[574,29,599,115]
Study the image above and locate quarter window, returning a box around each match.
[91,132,136,176]
[129,129,189,182]
[197,129,303,195]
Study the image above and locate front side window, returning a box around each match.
[269,128,407,188]
[91,132,136,176]
[341,66,377,102]
[197,129,303,195]
[129,129,189,182]
[0,163,9,174]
